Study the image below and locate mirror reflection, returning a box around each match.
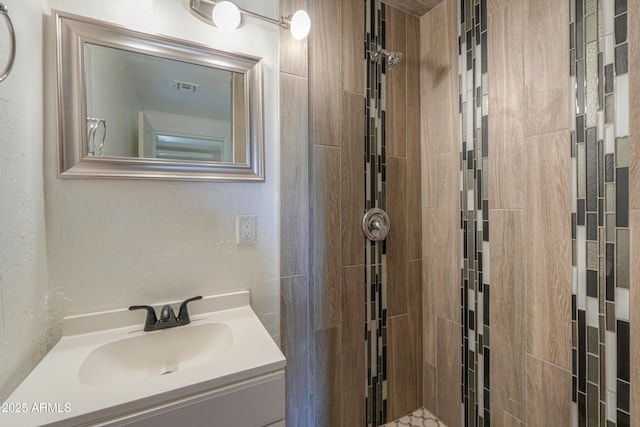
[84,43,247,164]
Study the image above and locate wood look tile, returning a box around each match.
[422,208,437,366]
[387,156,408,316]
[279,0,308,77]
[423,361,437,414]
[314,327,342,426]
[420,1,457,156]
[526,356,572,426]
[341,266,365,427]
[407,259,423,408]
[493,406,525,427]
[490,210,526,420]
[436,317,462,427]
[524,0,570,136]
[629,210,640,427]
[280,275,310,427]
[341,0,364,94]
[446,0,459,146]
[488,2,525,209]
[310,0,340,147]
[388,315,411,420]
[629,0,640,209]
[431,152,461,323]
[341,91,365,267]
[387,6,408,158]
[313,146,342,330]
[406,15,420,108]
[407,105,422,260]
[383,0,444,16]
[420,121,436,208]
[488,0,514,15]
[525,131,572,370]
[280,73,309,277]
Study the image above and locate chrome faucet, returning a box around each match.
[129,296,203,331]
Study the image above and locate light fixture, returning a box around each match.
[190,0,311,40]
[285,10,310,40]
[212,1,241,32]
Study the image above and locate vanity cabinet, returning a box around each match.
[102,371,285,427]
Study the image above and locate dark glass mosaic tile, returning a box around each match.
[616,167,629,227]
[598,140,604,196]
[587,270,598,297]
[616,43,628,75]
[483,285,489,326]
[577,115,585,142]
[615,13,628,44]
[616,0,627,15]
[483,221,489,241]
[570,22,575,49]
[572,213,577,239]
[605,154,614,181]
[578,310,586,393]
[481,32,487,73]
[605,64,614,93]
[606,243,615,300]
[618,410,630,427]
[577,60,585,115]
[480,0,487,31]
[578,391,586,425]
[578,199,586,225]
[483,348,490,388]
[587,133,597,212]
[482,115,488,156]
[617,380,630,412]
[587,213,598,240]
[572,375,578,402]
[576,0,584,60]
[587,382,598,425]
[617,320,630,381]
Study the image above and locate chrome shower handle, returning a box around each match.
[362,208,390,241]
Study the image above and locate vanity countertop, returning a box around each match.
[1,290,285,426]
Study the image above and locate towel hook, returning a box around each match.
[0,3,15,82]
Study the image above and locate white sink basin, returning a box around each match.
[79,322,233,386]
[3,291,285,427]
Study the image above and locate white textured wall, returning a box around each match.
[0,0,51,402]
[43,0,280,341]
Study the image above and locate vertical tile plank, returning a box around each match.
[281,73,309,277]
[388,315,410,420]
[433,152,461,323]
[437,316,462,427]
[423,361,437,413]
[314,327,342,427]
[629,0,640,209]
[310,0,340,147]
[523,0,570,136]
[525,130,573,370]
[280,0,308,77]
[341,91,365,267]
[387,156,408,316]
[387,6,408,158]
[407,259,423,408]
[526,356,572,426]
[406,15,420,108]
[488,1,525,209]
[490,210,526,420]
[341,266,365,427]
[313,146,342,329]
[406,105,422,260]
[422,207,437,367]
[341,0,364,94]
[493,406,525,427]
[281,275,310,427]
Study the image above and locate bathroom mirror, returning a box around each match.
[54,11,264,181]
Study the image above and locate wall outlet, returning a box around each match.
[236,215,257,245]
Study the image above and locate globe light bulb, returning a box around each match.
[289,10,310,40]
[212,1,241,32]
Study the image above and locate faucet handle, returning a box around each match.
[178,296,203,324]
[129,305,158,331]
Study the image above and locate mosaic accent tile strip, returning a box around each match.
[570,0,631,425]
[365,1,388,426]
[459,0,489,425]
[382,407,444,427]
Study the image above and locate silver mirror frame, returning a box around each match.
[54,11,265,182]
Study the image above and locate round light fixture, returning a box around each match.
[289,10,310,40]
[212,1,241,32]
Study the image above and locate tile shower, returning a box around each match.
[280,0,639,426]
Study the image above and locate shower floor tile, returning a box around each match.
[382,407,445,427]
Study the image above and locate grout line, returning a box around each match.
[525,352,573,375]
